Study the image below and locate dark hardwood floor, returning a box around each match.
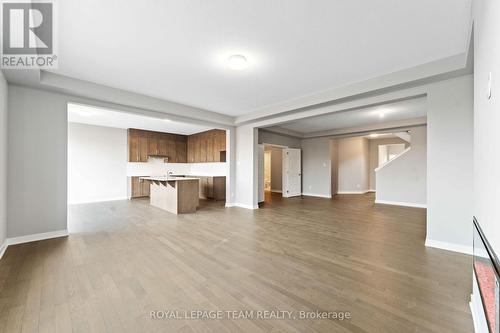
[0,193,473,332]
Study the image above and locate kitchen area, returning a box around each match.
[67,103,228,216]
[127,128,227,214]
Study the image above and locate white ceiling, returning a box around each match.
[68,104,213,135]
[269,97,427,134]
[51,0,471,117]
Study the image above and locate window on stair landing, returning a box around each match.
[378,143,405,166]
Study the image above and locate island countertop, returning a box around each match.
[139,176,200,181]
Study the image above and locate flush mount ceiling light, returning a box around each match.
[227,54,248,70]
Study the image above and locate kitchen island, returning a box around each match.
[140,176,199,214]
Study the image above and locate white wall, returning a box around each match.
[368,137,408,191]
[473,0,500,255]
[8,86,68,238]
[301,137,331,197]
[376,126,427,207]
[427,75,473,252]
[0,71,7,252]
[258,129,301,148]
[68,123,128,204]
[235,125,258,208]
[226,128,236,205]
[337,137,370,193]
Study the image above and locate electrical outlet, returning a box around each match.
[356,184,361,189]
[309,185,312,190]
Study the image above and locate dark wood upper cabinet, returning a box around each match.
[127,128,225,163]
[128,129,187,163]
[158,137,168,156]
[148,133,159,156]
[128,129,140,162]
[138,135,149,162]
[175,141,187,163]
[200,134,207,163]
[185,129,226,163]
[187,136,195,163]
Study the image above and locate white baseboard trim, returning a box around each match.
[7,229,69,246]
[301,192,332,198]
[337,190,370,194]
[375,199,427,208]
[271,190,282,193]
[225,203,259,210]
[0,240,7,260]
[68,197,128,205]
[0,229,69,261]
[368,189,375,192]
[470,271,489,333]
[424,238,473,255]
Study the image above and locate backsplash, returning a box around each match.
[189,162,228,176]
[127,158,227,177]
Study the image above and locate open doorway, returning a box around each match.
[67,103,230,232]
[264,145,284,201]
[330,132,410,197]
[264,151,272,191]
[258,143,302,203]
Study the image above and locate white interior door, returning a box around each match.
[283,148,301,197]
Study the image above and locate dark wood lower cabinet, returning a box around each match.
[195,176,225,201]
[212,177,226,201]
[130,177,151,198]
[131,176,225,201]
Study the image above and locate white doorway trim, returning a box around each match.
[259,143,289,202]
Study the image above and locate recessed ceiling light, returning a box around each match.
[227,54,248,70]
[379,112,385,118]
[163,118,172,122]
[370,133,379,138]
